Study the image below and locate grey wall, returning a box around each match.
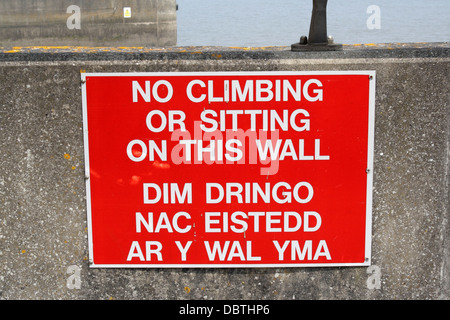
[0,43,449,300]
[0,0,177,47]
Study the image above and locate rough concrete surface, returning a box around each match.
[0,43,449,300]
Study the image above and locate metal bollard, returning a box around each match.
[291,0,342,51]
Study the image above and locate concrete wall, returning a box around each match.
[0,0,177,47]
[0,43,449,300]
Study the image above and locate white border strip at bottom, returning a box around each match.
[90,262,370,268]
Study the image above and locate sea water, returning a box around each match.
[176,0,450,46]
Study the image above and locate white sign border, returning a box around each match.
[81,70,376,268]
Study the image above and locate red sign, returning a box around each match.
[81,71,375,267]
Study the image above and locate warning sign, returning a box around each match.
[123,7,131,18]
[81,71,375,267]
